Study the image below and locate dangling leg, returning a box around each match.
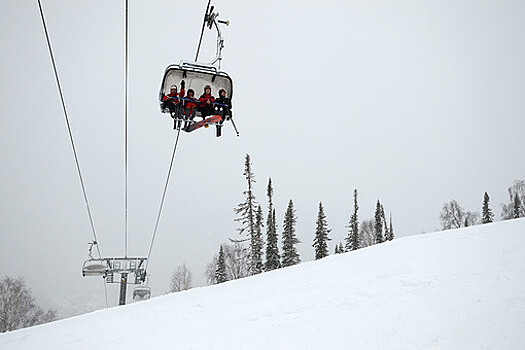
[183,107,190,130]
[216,108,224,137]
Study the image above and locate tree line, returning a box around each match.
[439,179,525,230]
[202,154,395,285]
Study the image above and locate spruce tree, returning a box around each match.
[482,192,494,224]
[386,213,394,241]
[374,200,384,244]
[381,204,389,240]
[251,205,264,274]
[339,242,344,253]
[214,245,227,284]
[334,245,339,254]
[282,199,301,267]
[313,202,331,260]
[265,178,280,271]
[234,154,258,275]
[345,189,360,251]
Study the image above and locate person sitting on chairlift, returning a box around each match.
[214,88,232,137]
[198,85,215,121]
[162,80,185,129]
[183,89,198,130]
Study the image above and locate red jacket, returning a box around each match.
[185,94,198,114]
[198,93,215,108]
[163,88,185,104]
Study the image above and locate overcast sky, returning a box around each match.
[1,0,524,316]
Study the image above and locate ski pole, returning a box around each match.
[230,118,240,137]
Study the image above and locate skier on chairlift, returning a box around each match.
[198,85,215,121]
[183,88,198,130]
[214,88,232,137]
[162,80,185,129]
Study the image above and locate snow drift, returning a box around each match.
[1,219,524,349]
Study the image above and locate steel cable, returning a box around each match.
[145,128,182,271]
[37,0,102,259]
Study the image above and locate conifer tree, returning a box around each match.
[339,242,344,253]
[381,204,389,240]
[345,189,360,251]
[386,213,394,241]
[251,205,264,274]
[282,199,301,267]
[214,245,227,284]
[334,245,339,254]
[482,192,494,224]
[234,154,258,275]
[313,202,331,260]
[265,178,280,271]
[374,200,384,244]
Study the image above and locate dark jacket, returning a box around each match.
[215,96,232,109]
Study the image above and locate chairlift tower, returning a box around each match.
[82,242,150,305]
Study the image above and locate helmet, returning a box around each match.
[204,85,211,91]
[188,89,195,95]
[219,89,226,96]
[170,85,177,90]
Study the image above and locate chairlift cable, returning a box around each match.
[37,0,102,259]
[194,0,212,61]
[124,0,129,258]
[145,128,183,271]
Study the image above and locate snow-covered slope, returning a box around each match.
[2,219,524,349]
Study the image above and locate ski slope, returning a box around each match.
[1,219,524,349]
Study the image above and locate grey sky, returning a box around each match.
[1,0,524,315]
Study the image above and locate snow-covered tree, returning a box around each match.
[224,242,250,280]
[345,189,360,251]
[282,199,301,267]
[501,180,525,219]
[513,194,523,219]
[205,242,250,284]
[440,199,479,230]
[204,255,218,285]
[313,202,331,260]
[481,192,494,224]
[374,200,384,244]
[169,263,193,292]
[251,205,264,274]
[234,154,259,275]
[386,213,394,241]
[214,246,227,284]
[265,178,280,271]
[359,219,375,247]
[0,276,56,332]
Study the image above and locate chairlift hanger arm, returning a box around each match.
[194,3,230,68]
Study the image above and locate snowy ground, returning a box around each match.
[1,219,524,349]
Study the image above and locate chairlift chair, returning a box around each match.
[81,258,108,277]
[159,62,233,117]
[133,286,151,301]
[158,3,237,134]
